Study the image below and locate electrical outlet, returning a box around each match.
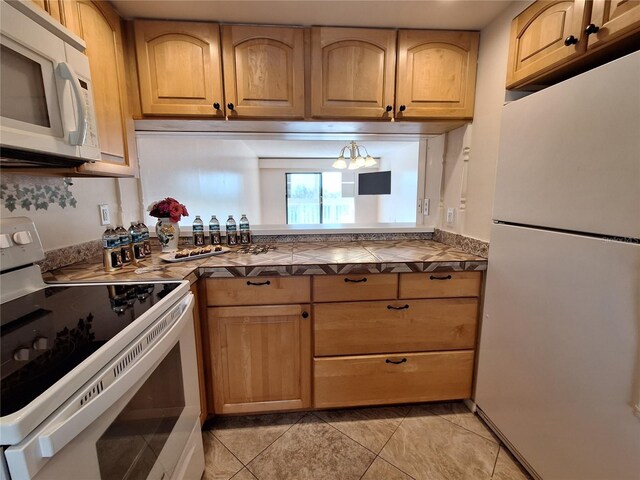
[99,204,111,226]
[423,199,430,216]
[446,207,455,224]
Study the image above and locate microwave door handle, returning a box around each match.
[36,294,194,458]
[56,62,88,146]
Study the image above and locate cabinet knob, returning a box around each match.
[584,23,600,35]
[301,311,309,319]
[564,35,578,46]
[385,105,393,112]
[398,105,406,112]
[227,103,235,111]
[213,102,220,110]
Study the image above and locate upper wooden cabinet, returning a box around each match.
[310,27,397,119]
[396,30,479,119]
[506,0,640,89]
[64,0,138,177]
[222,25,305,118]
[506,0,590,89]
[587,0,640,49]
[134,20,224,117]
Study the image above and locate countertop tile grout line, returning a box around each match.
[373,406,418,480]
[242,412,310,476]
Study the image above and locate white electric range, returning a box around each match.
[0,217,204,480]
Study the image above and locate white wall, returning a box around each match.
[0,174,123,251]
[136,134,262,227]
[439,1,531,241]
[377,143,420,223]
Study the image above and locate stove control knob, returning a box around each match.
[0,234,12,249]
[13,230,33,245]
[33,336,49,350]
[13,347,30,361]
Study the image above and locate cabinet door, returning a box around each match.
[396,30,479,119]
[310,27,396,119]
[134,20,224,117]
[64,1,138,177]
[506,0,590,88]
[222,25,304,118]
[208,304,311,414]
[587,0,640,50]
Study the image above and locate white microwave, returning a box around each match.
[0,0,100,168]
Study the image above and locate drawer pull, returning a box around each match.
[344,277,367,283]
[387,304,409,310]
[429,275,452,281]
[385,358,407,365]
[246,280,271,286]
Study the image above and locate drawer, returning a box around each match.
[314,298,478,356]
[399,271,481,298]
[206,276,310,306]
[314,350,474,408]
[312,274,397,302]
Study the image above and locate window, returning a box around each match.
[286,172,354,224]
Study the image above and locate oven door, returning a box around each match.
[4,293,204,480]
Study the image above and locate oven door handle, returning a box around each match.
[36,293,194,459]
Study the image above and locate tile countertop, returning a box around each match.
[42,240,487,283]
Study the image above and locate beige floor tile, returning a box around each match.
[492,447,531,480]
[314,406,409,453]
[231,468,258,480]
[361,457,414,480]
[203,431,244,480]
[418,402,498,443]
[247,414,375,480]
[210,412,305,464]
[379,410,499,480]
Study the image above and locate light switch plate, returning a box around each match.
[423,199,430,216]
[99,204,111,226]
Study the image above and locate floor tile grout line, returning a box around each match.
[423,407,501,446]
[490,445,501,478]
[357,454,379,480]
[310,411,385,457]
[241,412,310,475]
[373,406,418,480]
[206,430,246,479]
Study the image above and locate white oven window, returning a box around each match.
[96,344,185,480]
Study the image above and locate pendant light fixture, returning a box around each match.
[332,141,377,170]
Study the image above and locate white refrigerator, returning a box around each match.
[475,51,640,480]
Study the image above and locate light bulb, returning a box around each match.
[347,159,358,170]
[355,155,365,167]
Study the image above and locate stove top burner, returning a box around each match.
[236,244,276,255]
[0,282,180,417]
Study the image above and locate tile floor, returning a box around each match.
[202,402,531,480]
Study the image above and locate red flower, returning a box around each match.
[148,197,189,222]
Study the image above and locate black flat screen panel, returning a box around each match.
[358,171,391,195]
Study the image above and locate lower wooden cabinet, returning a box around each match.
[314,350,474,408]
[207,304,311,414]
